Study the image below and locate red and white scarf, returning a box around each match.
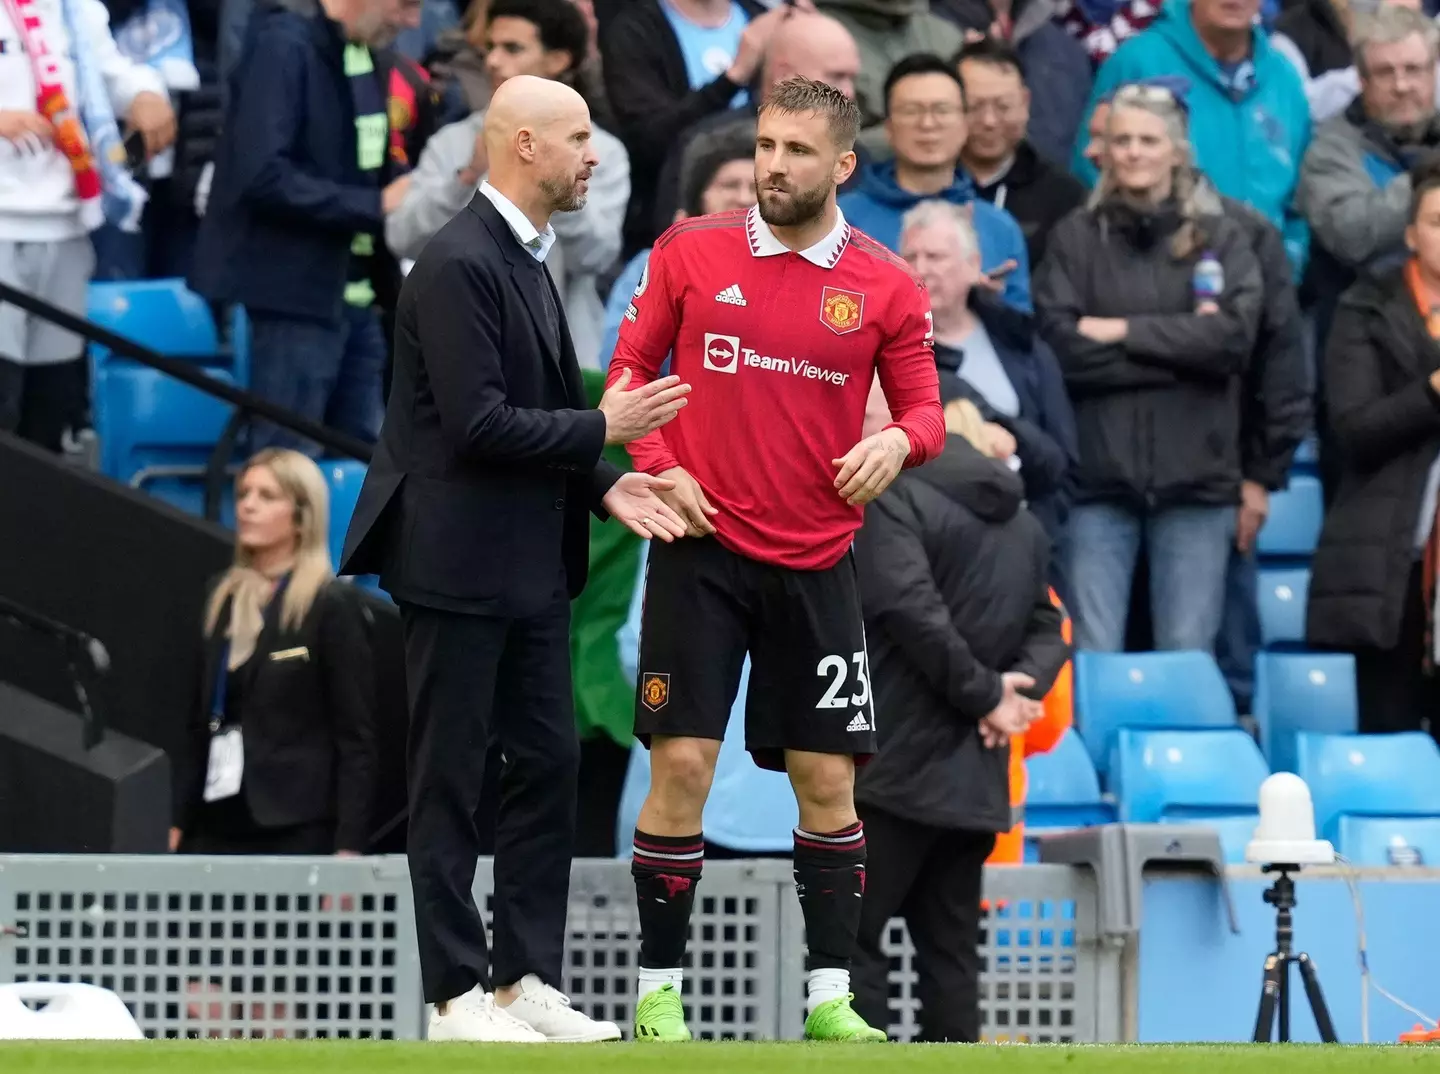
[3,0,107,229]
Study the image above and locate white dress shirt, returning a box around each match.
[479,180,557,263]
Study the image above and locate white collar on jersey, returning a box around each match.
[744,204,851,268]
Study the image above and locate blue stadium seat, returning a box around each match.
[1252,653,1357,773]
[320,460,366,569]
[1291,436,1319,470]
[616,661,796,855]
[1023,729,1114,831]
[1295,732,1440,842]
[1109,728,1269,863]
[1256,566,1310,648]
[93,364,236,515]
[87,279,221,366]
[1336,816,1440,867]
[1073,651,1237,776]
[1256,475,1323,559]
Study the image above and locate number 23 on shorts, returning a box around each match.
[816,651,871,709]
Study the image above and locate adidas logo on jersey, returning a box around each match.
[846,712,870,732]
[714,284,747,306]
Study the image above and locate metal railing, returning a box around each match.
[0,281,373,521]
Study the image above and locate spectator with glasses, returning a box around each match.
[1036,82,1263,653]
[955,37,1087,269]
[840,53,1031,313]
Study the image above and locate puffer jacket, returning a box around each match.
[1035,199,1264,509]
[1308,268,1440,651]
[853,435,1069,832]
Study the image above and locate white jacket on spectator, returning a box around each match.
[386,110,630,368]
[0,0,166,241]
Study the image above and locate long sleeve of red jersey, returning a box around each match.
[605,240,681,475]
[879,276,945,466]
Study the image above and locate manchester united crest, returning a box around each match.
[641,673,670,712]
[820,287,864,335]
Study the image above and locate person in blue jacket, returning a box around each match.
[839,54,1032,314]
[1073,0,1312,275]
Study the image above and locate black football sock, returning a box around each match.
[793,821,866,980]
[631,829,704,971]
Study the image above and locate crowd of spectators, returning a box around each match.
[7,0,1440,749]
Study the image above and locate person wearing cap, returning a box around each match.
[850,375,1069,1043]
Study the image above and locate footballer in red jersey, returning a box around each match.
[605,78,945,1043]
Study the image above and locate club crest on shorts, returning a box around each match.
[820,287,864,335]
[641,673,670,712]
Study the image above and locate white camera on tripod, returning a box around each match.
[1245,773,1335,867]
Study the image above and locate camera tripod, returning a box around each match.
[1252,865,1337,1043]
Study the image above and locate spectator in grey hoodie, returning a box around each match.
[386,0,628,366]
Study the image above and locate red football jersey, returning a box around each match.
[607,205,945,571]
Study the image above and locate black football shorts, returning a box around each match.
[633,536,877,772]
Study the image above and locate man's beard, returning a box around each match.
[757,177,831,227]
[540,174,587,214]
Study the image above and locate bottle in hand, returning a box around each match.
[1193,251,1223,315]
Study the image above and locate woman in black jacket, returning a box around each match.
[1035,82,1263,655]
[171,449,379,855]
[1308,157,1440,742]
[850,385,1069,1043]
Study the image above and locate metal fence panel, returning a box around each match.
[0,855,422,1040]
[779,862,1116,1043]
[0,856,1116,1043]
[472,858,792,1041]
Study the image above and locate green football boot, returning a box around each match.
[633,983,692,1042]
[804,994,888,1042]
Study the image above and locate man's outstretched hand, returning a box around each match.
[603,472,688,541]
[833,426,910,506]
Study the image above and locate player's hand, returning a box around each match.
[600,369,691,445]
[0,110,53,148]
[832,426,910,506]
[603,472,688,541]
[1236,479,1269,554]
[654,465,719,537]
[168,826,183,853]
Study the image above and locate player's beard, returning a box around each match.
[757,177,832,228]
[540,172,588,214]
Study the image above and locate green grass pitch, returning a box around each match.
[0,1041,1434,1073]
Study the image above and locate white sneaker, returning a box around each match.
[499,974,622,1042]
[427,986,547,1042]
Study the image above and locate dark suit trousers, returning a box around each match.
[399,597,580,1004]
[851,804,995,1043]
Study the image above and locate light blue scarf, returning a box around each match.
[113,0,199,94]
[60,0,150,231]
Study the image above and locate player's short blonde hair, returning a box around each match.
[759,77,860,152]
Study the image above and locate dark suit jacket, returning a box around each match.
[340,191,621,616]
[174,580,379,851]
